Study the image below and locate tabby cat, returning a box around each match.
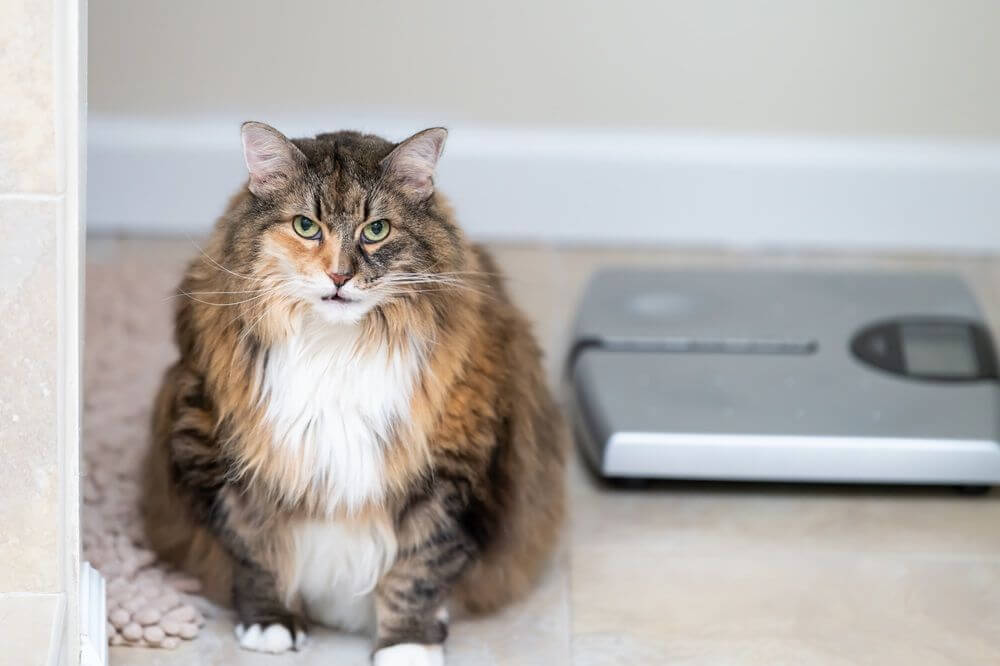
[143,122,567,665]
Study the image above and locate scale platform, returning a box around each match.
[569,269,1000,487]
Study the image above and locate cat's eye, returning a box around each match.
[362,219,391,243]
[292,215,321,239]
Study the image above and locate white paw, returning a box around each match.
[373,642,444,666]
[234,623,306,653]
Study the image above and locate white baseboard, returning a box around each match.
[49,594,66,666]
[79,562,106,666]
[88,113,1000,251]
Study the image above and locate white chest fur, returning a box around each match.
[289,518,397,632]
[259,317,422,513]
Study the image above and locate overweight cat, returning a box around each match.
[143,122,567,665]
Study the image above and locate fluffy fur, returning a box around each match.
[260,316,423,513]
[143,122,568,660]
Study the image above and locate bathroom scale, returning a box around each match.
[568,269,1000,487]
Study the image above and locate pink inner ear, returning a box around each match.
[393,158,433,190]
[241,124,299,186]
[385,129,447,198]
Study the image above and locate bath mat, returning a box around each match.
[84,243,207,648]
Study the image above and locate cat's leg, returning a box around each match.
[232,560,308,654]
[373,561,454,666]
[164,369,306,653]
[373,481,478,666]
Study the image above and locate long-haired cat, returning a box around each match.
[143,122,567,664]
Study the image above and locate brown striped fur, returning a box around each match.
[143,123,568,655]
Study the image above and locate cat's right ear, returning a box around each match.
[240,121,306,196]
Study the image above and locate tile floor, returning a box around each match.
[89,237,1000,665]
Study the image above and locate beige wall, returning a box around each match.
[0,0,83,662]
[0,0,60,596]
[89,0,1000,137]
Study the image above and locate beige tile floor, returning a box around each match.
[90,237,1000,665]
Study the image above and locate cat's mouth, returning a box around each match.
[321,292,353,303]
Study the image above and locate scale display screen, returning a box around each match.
[901,323,977,377]
[851,317,997,381]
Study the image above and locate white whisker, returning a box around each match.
[164,288,274,298]
[171,276,298,307]
[174,278,296,307]
[186,235,256,280]
[174,290,274,307]
[238,305,273,347]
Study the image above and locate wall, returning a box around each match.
[89,0,1000,137]
[87,1,1000,249]
[0,0,83,663]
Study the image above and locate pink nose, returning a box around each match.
[328,272,353,287]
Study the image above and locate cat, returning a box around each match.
[143,122,568,665]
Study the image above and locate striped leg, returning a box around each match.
[374,480,478,665]
[164,367,306,653]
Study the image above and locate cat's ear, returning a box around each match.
[240,121,306,196]
[380,128,448,200]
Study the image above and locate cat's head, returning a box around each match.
[216,122,465,327]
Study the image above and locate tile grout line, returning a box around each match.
[0,193,64,202]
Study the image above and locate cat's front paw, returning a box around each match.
[373,643,444,666]
[234,622,308,653]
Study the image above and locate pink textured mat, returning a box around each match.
[84,243,208,648]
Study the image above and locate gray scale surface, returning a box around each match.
[569,270,1000,485]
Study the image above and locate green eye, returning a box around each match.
[292,215,320,239]
[362,219,390,243]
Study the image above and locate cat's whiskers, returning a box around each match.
[375,278,471,292]
[237,307,273,347]
[215,279,301,336]
[174,277,297,307]
[373,280,494,302]
[236,291,294,347]
[430,269,542,288]
[376,274,476,289]
[381,272,486,286]
[186,235,257,281]
[174,291,276,307]
[165,288,276,298]
[377,281,489,295]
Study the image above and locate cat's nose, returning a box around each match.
[328,271,354,287]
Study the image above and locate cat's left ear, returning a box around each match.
[380,128,448,200]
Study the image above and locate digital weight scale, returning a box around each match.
[569,270,1000,487]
